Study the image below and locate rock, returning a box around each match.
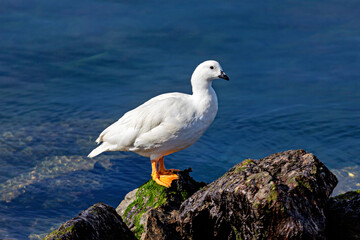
[44,202,136,240]
[116,168,206,239]
[44,150,342,240]
[117,188,138,217]
[178,149,338,240]
[325,190,360,240]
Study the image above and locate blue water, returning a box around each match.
[1,0,360,238]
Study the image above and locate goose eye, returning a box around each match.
[210,66,214,70]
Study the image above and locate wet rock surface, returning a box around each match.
[178,150,338,240]
[325,190,360,240]
[44,202,136,240]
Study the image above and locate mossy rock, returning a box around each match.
[44,224,75,240]
[122,180,168,238]
[117,168,206,239]
[332,189,360,202]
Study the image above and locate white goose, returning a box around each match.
[88,60,229,187]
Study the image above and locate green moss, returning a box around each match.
[88,206,100,214]
[279,203,286,213]
[333,189,360,202]
[267,181,278,204]
[252,200,261,209]
[296,176,313,192]
[286,175,313,193]
[242,159,255,165]
[180,190,189,200]
[123,179,168,239]
[231,225,243,240]
[174,182,191,201]
[267,191,278,203]
[134,221,144,238]
[43,225,75,240]
[122,178,198,238]
[311,164,318,175]
[234,167,247,173]
[234,159,255,173]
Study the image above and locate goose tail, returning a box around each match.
[88,143,110,158]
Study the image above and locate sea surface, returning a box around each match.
[0,0,359,239]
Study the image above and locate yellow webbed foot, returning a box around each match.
[159,173,179,187]
[152,174,171,188]
[151,158,179,188]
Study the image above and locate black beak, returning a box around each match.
[218,71,229,81]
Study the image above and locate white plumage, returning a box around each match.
[88,60,229,187]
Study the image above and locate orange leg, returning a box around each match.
[151,158,178,188]
[158,157,180,175]
[151,160,169,187]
